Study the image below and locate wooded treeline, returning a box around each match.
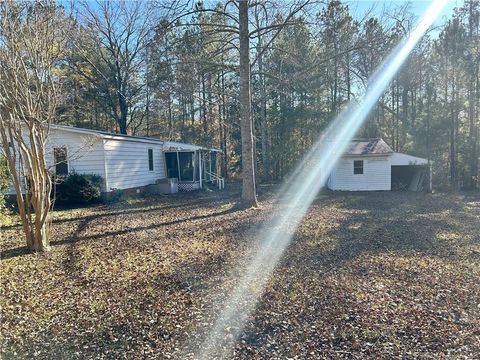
[57,0,479,190]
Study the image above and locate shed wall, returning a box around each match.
[328,156,391,191]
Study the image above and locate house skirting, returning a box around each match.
[178,181,201,192]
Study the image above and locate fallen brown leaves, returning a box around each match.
[1,187,479,359]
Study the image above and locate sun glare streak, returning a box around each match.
[196,0,449,358]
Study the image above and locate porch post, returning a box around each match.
[209,152,212,180]
[428,163,432,193]
[199,151,203,189]
[193,151,196,182]
[176,152,181,182]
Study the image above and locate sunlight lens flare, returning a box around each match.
[196,0,449,358]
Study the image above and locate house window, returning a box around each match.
[353,160,364,175]
[148,148,154,171]
[54,147,68,176]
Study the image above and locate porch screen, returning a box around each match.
[211,153,217,176]
[202,152,217,180]
[203,154,210,181]
[165,152,179,179]
[194,152,200,181]
[178,152,194,181]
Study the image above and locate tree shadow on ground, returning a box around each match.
[284,191,479,272]
[237,192,480,357]
[1,197,244,261]
[28,251,237,359]
[2,190,478,359]
[55,204,244,245]
[1,190,240,231]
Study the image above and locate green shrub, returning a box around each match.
[0,155,11,225]
[107,188,124,203]
[55,173,104,205]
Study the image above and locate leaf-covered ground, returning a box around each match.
[1,186,479,359]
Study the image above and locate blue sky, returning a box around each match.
[65,0,463,38]
[346,0,464,30]
[65,0,463,21]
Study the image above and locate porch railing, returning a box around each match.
[205,170,225,190]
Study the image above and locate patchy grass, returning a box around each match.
[1,187,479,359]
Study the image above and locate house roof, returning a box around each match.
[163,141,222,152]
[52,124,221,152]
[345,138,393,156]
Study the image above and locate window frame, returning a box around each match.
[54,147,69,176]
[148,148,154,171]
[353,160,364,175]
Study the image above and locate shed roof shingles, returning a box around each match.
[345,138,393,155]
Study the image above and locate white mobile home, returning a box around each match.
[327,138,430,191]
[7,125,222,194]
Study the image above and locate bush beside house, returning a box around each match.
[55,173,104,205]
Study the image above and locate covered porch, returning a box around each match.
[390,152,431,191]
[163,142,223,192]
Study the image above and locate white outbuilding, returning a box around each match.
[327,138,430,191]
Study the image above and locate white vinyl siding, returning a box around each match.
[5,126,200,195]
[6,129,105,194]
[328,156,391,191]
[103,139,165,190]
[46,129,105,179]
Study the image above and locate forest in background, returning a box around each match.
[57,0,479,190]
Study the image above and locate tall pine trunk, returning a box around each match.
[449,68,457,189]
[257,35,269,182]
[220,69,228,178]
[239,0,257,206]
[468,0,479,189]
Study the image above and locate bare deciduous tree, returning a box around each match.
[75,0,153,135]
[0,0,70,252]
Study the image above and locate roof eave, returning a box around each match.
[52,124,164,145]
[343,152,393,157]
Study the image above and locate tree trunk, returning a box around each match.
[332,41,338,115]
[168,93,173,139]
[468,72,478,189]
[475,50,480,189]
[390,83,395,149]
[118,92,128,135]
[449,69,457,189]
[220,69,228,178]
[257,35,269,182]
[239,0,257,206]
[395,80,400,151]
[426,84,433,192]
[202,74,208,139]
[468,0,479,189]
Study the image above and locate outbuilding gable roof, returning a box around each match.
[345,138,393,155]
